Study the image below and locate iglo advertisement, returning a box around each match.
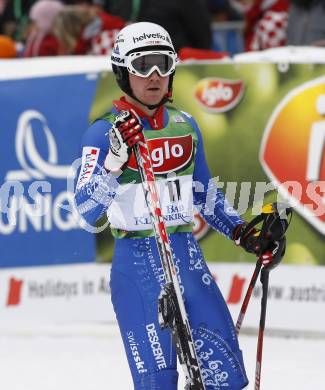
[90,62,325,266]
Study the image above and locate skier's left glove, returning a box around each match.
[104,110,143,173]
[233,223,286,270]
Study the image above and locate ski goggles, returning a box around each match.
[126,50,177,78]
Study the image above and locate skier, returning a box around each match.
[74,22,285,390]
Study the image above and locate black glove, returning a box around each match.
[233,203,291,270]
[233,223,286,270]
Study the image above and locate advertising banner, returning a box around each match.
[90,62,325,266]
[0,263,112,328]
[1,262,324,335]
[208,263,325,334]
[0,58,324,273]
[0,72,97,267]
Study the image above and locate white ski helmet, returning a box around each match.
[111,22,178,108]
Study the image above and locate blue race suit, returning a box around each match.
[74,98,249,390]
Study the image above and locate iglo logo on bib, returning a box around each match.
[127,134,193,174]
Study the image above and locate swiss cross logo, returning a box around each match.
[260,77,325,235]
[195,78,245,113]
[127,135,193,174]
[6,277,24,306]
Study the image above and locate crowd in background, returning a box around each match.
[0,0,325,59]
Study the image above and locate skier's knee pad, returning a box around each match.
[133,369,178,390]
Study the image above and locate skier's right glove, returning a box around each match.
[104,110,143,172]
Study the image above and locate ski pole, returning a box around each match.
[236,258,262,334]
[235,205,274,334]
[236,203,292,334]
[255,266,270,390]
[236,203,291,390]
[130,110,205,390]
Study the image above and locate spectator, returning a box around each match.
[208,0,242,21]
[108,0,213,53]
[0,0,35,40]
[105,0,142,22]
[53,4,125,55]
[24,0,64,57]
[230,0,289,51]
[287,0,325,46]
[70,0,107,9]
[0,33,16,57]
[74,0,125,55]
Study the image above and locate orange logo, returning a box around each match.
[260,77,325,234]
[195,78,245,113]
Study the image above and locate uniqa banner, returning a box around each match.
[0,74,97,267]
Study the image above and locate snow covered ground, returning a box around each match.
[0,323,324,390]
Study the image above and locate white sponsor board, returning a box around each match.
[0,263,114,329]
[208,263,325,334]
[0,262,324,334]
[0,55,109,80]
